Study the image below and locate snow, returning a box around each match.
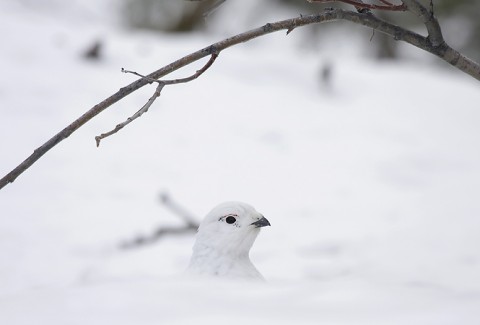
[1,1,480,324]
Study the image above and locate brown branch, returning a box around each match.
[308,0,407,11]
[95,53,218,146]
[1,7,479,190]
[162,52,218,85]
[378,0,397,6]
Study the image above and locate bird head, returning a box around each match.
[193,201,271,258]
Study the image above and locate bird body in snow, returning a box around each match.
[187,202,270,280]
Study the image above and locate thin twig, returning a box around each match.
[95,83,164,147]
[122,51,217,86]
[1,5,479,189]
[121,68,158,83]
[162,52,218,85]
[95,53,218,146]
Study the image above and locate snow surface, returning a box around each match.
[1,1,480,324]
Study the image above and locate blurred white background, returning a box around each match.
[1,1,480,324]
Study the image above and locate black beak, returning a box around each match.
[251,216,271,228]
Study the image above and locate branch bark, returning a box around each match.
[402,0,444,46]
[1,5,479,190]
[308,0,407,11]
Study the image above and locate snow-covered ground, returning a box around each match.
[1,1,480,324]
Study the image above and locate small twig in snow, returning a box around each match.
[119,192,199,250]
[160,192,199,228]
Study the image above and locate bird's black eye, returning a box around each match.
[225,216,236,224]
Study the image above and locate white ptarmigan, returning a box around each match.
[187,202,271,280]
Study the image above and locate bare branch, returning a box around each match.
[308,0,407,11]
[1,7,479,190]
